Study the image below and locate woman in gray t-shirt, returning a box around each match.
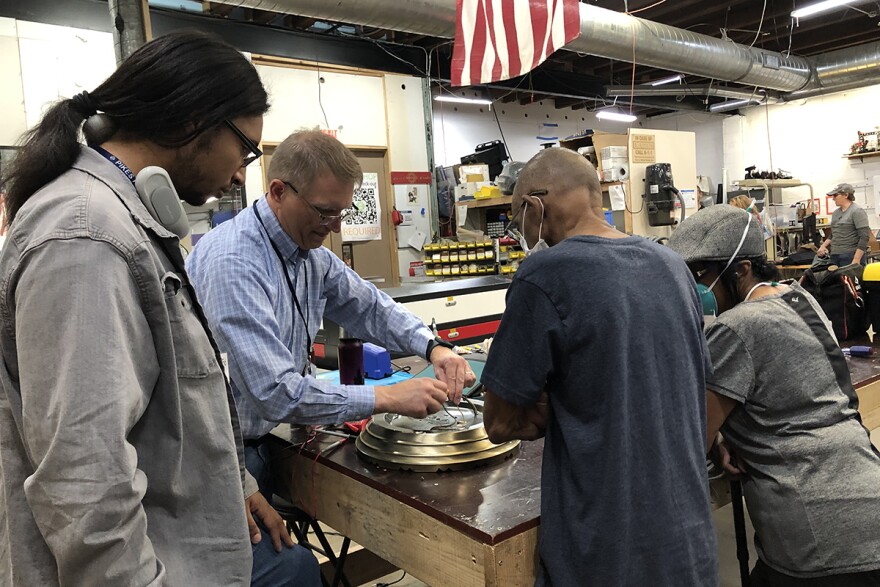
[669,205,880,586]
[817,183,871,267]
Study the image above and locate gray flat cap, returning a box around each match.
[827,182,854,196]
[667,204,765,263]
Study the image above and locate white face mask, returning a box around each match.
[520,198,549,256]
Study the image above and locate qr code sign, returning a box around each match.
[349,185,378,225]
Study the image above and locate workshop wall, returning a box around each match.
[729,85,880,227]
[256,64,388,147]
[432,95,631,167]
[0,18,114,146]
[384,75,434,279]
[625,128,698,238]
[643,112,724,196]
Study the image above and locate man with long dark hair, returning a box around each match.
[0,31,316,586]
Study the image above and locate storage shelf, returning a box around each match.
[425,257,496,265]
[739,179,805,188]
[846,151,880,163]
[462,196,513,209]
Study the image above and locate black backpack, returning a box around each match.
[799,261,869,341]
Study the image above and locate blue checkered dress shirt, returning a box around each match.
[186,197,433,439]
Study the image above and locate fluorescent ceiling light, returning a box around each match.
[791,0,856,18]
[709,98,760,113]
[650,74,684,86]
[595,109,637,122]
[434,95,493,105]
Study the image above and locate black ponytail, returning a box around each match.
[2,99,90,223]
[1,30,269,224]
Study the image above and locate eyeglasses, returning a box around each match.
[225,120,262,168]
[282,181,353,226]
[503,189,547,237]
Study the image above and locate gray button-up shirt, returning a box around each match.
[0,148,253,585]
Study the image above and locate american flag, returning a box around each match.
[451,0,581,87]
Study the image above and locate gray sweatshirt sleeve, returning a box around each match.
[853,207,871,251]
[13,239,165,586]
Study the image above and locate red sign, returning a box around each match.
[320,128,338,138]
[391,171,432,185]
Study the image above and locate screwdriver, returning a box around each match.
[842,346,874,357]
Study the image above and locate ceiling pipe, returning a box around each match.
[209,0,880,99]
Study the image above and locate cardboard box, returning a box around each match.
[600,146,628,160]
[458,164,490,183]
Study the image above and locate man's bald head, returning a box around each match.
[513,147,602,205]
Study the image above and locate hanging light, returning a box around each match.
[709,98,761,113]
[650,74,684,86]
[434,95,493,105]
[595,108,638,122]
[791,0,857,19]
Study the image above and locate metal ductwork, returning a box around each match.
[572,5,810,92]
[812,41,880,89]
[213,0,880,98]
[605,85,772,102]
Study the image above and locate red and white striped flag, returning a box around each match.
[451,0,581,87]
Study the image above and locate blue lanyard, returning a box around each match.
[91,145,136,186]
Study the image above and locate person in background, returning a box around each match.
[0,31,319,587]
[668,204,880,586]
[479,148,718,587]
[817,182,870,266]
[729,194,759,216]
[186,130,474,512]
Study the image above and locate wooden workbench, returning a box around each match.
[843,336,880,433]
[268,344,880,587]
[268,428,541,587]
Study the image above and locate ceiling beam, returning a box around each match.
[204,2,235,17]
[244,8,278,25]
[554,97,583,109]
[283,15,316,30]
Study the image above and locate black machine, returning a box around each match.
[645,163,685,227]
[460,140,509,180]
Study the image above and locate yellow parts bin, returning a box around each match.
[474,185,502,200]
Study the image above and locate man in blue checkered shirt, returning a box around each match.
[187,131,474,569]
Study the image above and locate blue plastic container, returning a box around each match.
[604,210,614,225]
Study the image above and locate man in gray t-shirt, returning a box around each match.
[817,182,871,266]
[481,149,718,587]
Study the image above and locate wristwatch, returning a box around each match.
[425,336,455,361]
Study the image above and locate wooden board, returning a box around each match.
[279,450,491,587]
[464,196,513,209]
[484,528,539,587]
[857,378,880,431]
